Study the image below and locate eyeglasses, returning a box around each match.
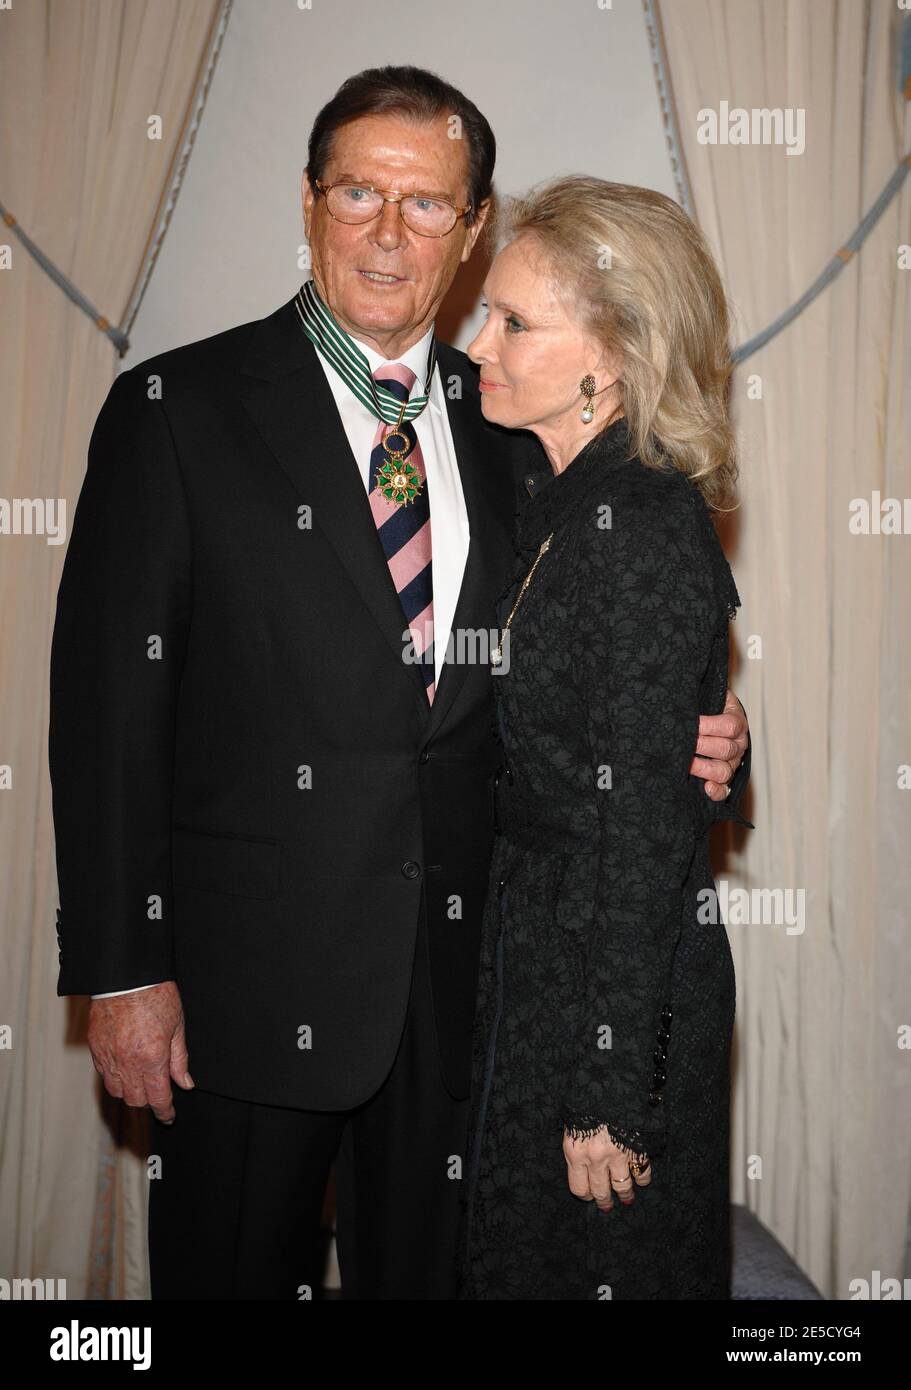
[314,179,472,238]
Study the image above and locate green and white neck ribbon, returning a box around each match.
[295,278,436,425]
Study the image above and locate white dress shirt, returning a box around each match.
[92,318,470,999]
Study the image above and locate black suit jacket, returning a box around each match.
[49,292,546,1107]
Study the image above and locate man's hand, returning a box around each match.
[87,982,193,1124]
[691,688,749,801]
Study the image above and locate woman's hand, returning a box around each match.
[563,1126,653,1212]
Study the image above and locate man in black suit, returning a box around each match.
[49,65,751,1300]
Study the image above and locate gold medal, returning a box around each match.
[375,430,424,505]
[375,403,424,506]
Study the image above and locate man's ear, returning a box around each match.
[301,170,315,237]
[461,197,492,262]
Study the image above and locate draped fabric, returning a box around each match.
[657,0,911,1296]
[2,0,907,1303]
[0,0,226,1298]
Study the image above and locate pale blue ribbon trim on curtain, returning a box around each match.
[121,0,234,345]
[0,202,129,354]
[649,3,911,368]
[731,155,911,366]
[0,0,234,360]
[642,0,695,218]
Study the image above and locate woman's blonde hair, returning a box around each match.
[497,176,738,510]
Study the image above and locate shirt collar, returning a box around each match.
[349,323,442,416]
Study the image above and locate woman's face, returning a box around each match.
[467,235,615,436]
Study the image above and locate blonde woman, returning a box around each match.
[458,177,754,1300]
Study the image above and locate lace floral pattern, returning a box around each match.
[457,420,751,1300]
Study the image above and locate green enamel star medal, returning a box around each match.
[375,405,424,507]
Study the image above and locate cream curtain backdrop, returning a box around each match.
[4,0,907,1304]
[0,0,226,1299]
[658,0,911,1297]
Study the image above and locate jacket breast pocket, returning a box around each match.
[171,827,282,900]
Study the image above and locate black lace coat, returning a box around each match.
[457,418,754,1300]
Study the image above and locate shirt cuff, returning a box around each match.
[90,983,165,999]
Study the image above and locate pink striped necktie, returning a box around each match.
[367,363,435,703]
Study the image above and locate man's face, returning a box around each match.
[302,112,489,358]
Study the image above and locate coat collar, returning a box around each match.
[513,415,636,558]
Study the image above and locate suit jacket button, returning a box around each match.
[653,1068,667,1087]
[418,750,430,764]
[401,861,421,879]
[648,1090,663,1107]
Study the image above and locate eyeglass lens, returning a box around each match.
[326,184,458,235]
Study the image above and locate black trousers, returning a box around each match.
[147,902,469,1299]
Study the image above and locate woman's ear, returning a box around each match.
[595,345,624,393]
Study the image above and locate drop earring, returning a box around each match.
[580,374,596,423]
